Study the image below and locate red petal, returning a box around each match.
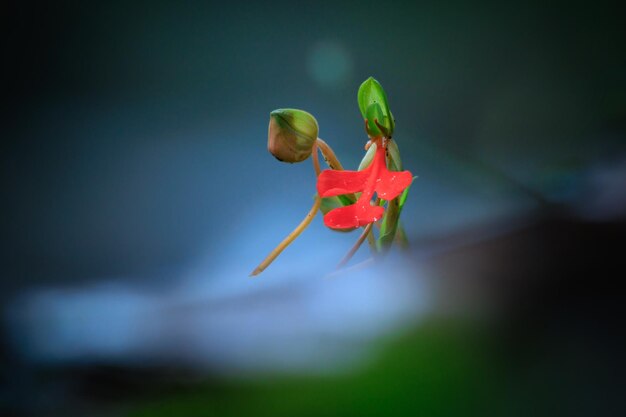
[316,143,413,229]
[323,203,384,229]
[316,168,371,197]
[374,169,413,200]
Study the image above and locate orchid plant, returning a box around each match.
[251,77,414,276]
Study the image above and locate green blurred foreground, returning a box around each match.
[127,320,498,417]
[122,308,611,417]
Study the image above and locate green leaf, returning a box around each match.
[357,77,394,138]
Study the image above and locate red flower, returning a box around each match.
[316,141,413,229]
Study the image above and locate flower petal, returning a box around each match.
[316,142,413,229]
[316,168,371,197]
[374,169,413,200]
[323,203,384,229]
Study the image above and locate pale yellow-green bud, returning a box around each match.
[267,109,319,163]
[358,142,377,171]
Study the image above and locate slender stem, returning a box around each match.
[316,138,344,170]
[336,196,381,269]
[326,257,376,279]
[250,195,321,276]
[336,222,374,269]
[312,140,321,176]
[366,223,377,247]
[251,144,323,277]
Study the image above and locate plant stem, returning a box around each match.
[251,145,323,277]
[312,140,321,176]
[326,257,376,279]
[336,222,374,269]
[366,226,376,248]
[250,195,321,276]
[316,138,344,170]
[317,138,355,205]
[337,196,381,269]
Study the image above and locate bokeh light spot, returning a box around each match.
[307,41,353,88]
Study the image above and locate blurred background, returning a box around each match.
[1,1,625,416]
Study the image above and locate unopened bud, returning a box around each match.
[357,77,394,138]
[268,109,318,163]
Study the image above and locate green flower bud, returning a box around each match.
[357,77,394,138]
[268,108,319,163]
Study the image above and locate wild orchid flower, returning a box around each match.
[251,77,414,276]
[317,137,413,229]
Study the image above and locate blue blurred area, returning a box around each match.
[1,1,625,416]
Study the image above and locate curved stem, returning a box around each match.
[312,140,321,176]
[336,222,374,269]
[251,145,323,277]
[337,197,382,268]
[250,195,321,276]
[326,257,376,279]
[316,138,344,170]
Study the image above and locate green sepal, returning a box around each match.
[376,197,400,252]
[365,103,389,137]
[386,140,403,171]
[398,179,415,211]
[377,178,414,252]
[357,77,394,138]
